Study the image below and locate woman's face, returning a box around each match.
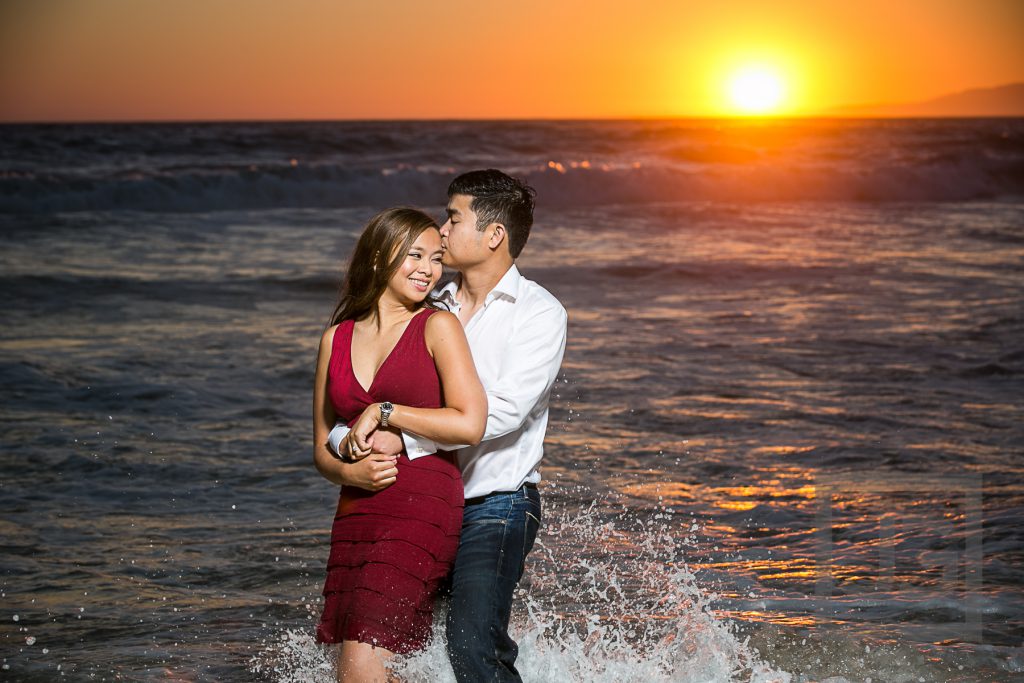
[386,228,443,304]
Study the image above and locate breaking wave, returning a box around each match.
[2,119,1022,213]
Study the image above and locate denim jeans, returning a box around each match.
[446,483,541,683]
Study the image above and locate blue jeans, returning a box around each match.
[446,483,541,683]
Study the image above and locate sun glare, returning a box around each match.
[727,66,785,115]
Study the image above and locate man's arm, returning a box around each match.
[327,423,417,457]
[395,301,568,451]
[327,301,568,453]
[480,302,567,441]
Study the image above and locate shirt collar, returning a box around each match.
[436,278,459,309]
[490,264,522,302]
[436,265,522,309]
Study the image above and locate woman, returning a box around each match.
[311,208,486,682]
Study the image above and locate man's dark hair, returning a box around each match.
[448,169,536,259]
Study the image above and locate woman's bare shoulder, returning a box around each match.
[425,309,460,332]
[320,323,341,348]
[424,309,464,346]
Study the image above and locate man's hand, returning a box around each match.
[368,427,404,456]
[339,453,399,492]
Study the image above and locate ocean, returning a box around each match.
[1,119,1022,681]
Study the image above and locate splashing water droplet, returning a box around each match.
[253,483,792,682]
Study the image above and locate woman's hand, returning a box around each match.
[337,432,365,462]
[340,454,399,492]
[349,403,382,457]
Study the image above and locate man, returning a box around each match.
[326,169,568,681]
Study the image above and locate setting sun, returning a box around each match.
[727,66,786,115]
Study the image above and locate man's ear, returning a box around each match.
[487,223,506,251]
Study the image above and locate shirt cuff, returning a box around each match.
[402,431,438,460]
[327,422,348,457]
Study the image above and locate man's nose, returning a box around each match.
[439,222,450,236]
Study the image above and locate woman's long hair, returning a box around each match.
[329,207,440,328]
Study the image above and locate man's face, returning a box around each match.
[440,193,487,268]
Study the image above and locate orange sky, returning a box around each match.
[1,0,1022,122]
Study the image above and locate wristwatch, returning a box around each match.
[379,402,394,427]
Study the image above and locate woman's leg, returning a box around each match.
[334,641,393,683]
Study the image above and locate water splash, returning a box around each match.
[250,628,334,683]
[252,486,792,682]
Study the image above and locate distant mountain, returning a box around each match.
[826,82,1024,117]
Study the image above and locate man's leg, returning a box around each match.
[446,484,541,683]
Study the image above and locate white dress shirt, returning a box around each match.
[327,264,568,499]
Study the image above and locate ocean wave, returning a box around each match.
[2,155,1023,213]
[0,163,447,213]
[3,119,1024,212]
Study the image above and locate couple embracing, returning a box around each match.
[311,170,568,681]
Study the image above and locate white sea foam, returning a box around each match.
[251,487,1011,682]
[252,498,795,682]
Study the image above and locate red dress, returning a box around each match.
[316,308,463,653]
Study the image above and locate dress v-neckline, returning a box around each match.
[348,310,426,396]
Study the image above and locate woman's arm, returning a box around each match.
[313,326,399,491]
[350,311,486,450]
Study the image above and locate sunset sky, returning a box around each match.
[1,0,1023,122]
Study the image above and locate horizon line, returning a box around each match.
[3,114,1024,126]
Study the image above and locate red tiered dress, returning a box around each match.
[316,308,463,653]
